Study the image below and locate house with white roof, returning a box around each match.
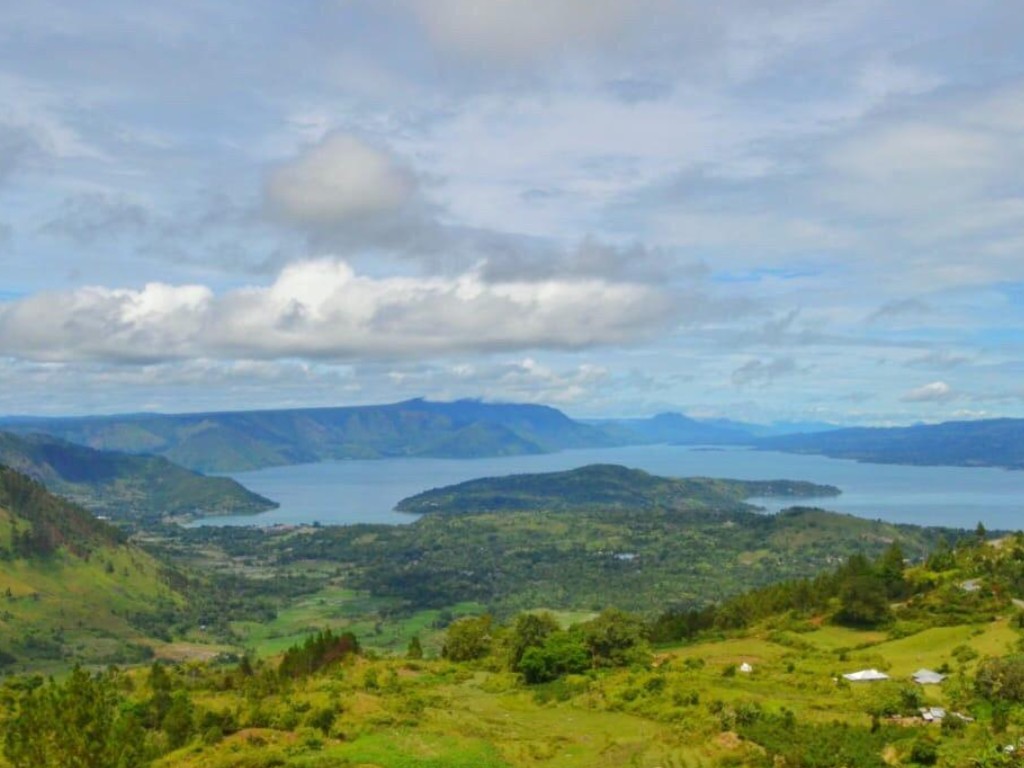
[842,668,889,682]
[912,668,946,685]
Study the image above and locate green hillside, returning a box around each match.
[3,523,1023,767]
[0,431,275,522]
[0,466,184,671]
[397,463,839,514]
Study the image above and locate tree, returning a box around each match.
[878,542,908,599]
[278,629,360,679]
[406,635,424,660]
[518,631,589,684]
[834,573,892,628]
[162,691,194,749]
[3,667,147,767]
[577,609,650,668]
[975,654,1024,703]
[441,615,493,662]
[506,612,559,671]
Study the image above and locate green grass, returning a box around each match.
[232,584,486,658]
[0,543,182,672]
[860,619,1019,676]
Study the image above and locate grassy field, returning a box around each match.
[131,606,1024,768]
[231,583,487,657]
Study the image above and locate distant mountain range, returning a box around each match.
[0,431,275,521]
[0,399,621,473]
[758,417,1024,470]
[3,400,1023,476]
[586,412,753,445]
[0,399,618,473]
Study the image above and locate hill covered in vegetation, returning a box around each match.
[4,524,1024,767]
[396,463,839,514]
[0,431,275,522]
[172,465,956,620]
[759,417,1024,470]
[0,466,184,670]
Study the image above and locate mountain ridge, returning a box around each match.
[0,431,276,522]
[758,417,1024,470]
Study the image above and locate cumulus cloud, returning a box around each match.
[265,133,417,226]
[0,283,213,363]
[901,380,956,403]
[0,258,676,364]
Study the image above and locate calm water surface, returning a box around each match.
[199,445,1024,530]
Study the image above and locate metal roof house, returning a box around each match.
[912,668,947,685]
[842,668,890,682]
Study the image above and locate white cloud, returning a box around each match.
[0,258,675,363]
[0,283,213,363]
[265,133,416,226]
[901,380,955,403]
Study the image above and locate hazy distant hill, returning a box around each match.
[0,431,275,521]
[758,417,1024,470]
[590,412,755,445]
[0,466,182,668]
[2,399,618,473]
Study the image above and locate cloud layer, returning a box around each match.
[0,259,675,363]
[1,2,1024,422]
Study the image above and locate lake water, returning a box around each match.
[198,445,1024,531]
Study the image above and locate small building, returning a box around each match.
[843,668,889,682]
[912,668,946,685]
[739,662,753,673]
[920,707,947,722]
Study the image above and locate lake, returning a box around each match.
[198,445,1024,530]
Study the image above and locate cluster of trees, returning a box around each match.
[1,663,196,768]
[651,542,923,642]
[166,481,950,623]
[0,467,124,560]
[278,629,360,679]
[441,608,651,684]
[0,628,364,767]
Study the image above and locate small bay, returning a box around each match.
[197,445,1024,530]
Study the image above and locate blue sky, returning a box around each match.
[2,0,1024,424]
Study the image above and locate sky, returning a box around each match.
[1,0,1024,424]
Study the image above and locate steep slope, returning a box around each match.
[758,417,1024,470]
[0,466,183,669]
[0,431,275,522]
[2,399,618,472]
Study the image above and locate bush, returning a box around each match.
[909,737,938,765]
